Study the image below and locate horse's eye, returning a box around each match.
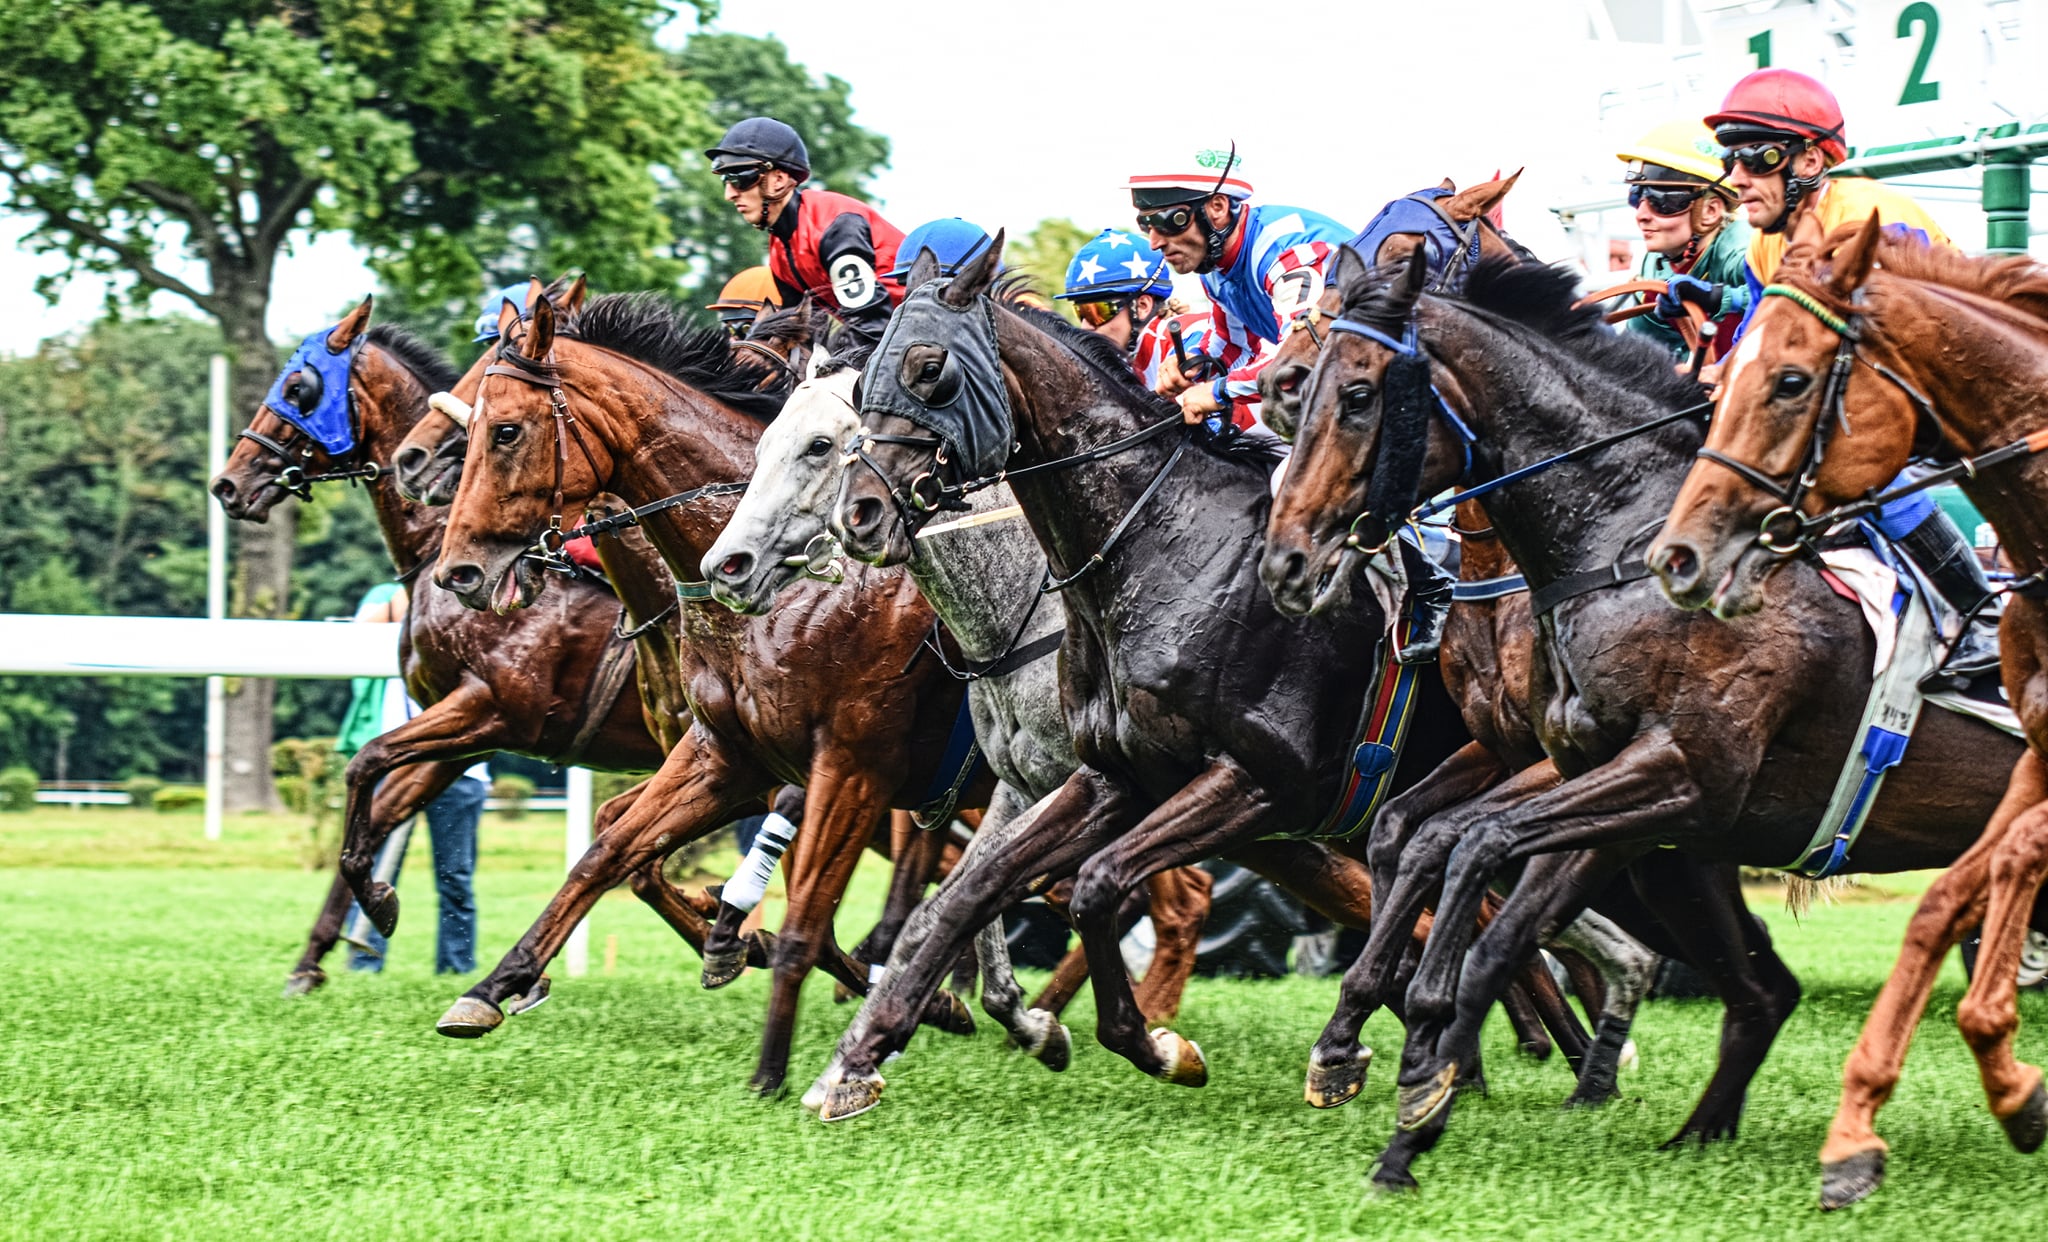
[1340,382,1376,412]
[806,437,833,458]
[918,360,942,382]
[493,423,520,446]
[1771,371,1812,400]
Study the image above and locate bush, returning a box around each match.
[274,775,309,815]
[153,785,206,813]
[272,737,344,869]
[0,766,38,813]
[491,773,537,820]
[120,774,164,810]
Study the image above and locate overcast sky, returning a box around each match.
[1,0,2019,355]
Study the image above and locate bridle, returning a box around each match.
[240,337,385,500]
[1688,283,1936,555]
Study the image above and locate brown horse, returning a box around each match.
[1648,213,2048,1207]
[421,291,991,1095]
[1261,248,2026,1190]
[210,295,717,996]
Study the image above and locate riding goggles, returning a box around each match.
[1136,204,1199,236]
[1722,141,1798,175]
[1627,184,1703,217]
[719,164,768,190]
[1074,299,1129,328]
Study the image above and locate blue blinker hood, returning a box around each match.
[262,326,360,455]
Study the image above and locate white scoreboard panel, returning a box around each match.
[1696,0,2046,150]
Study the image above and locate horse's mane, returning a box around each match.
[991,281,1287,473]
[747,302,814,351]
[565,292,789,421]
[1451,256,1702,409]
[365,324,459,393]
[1862,230,2048,327]
[814,321,880,377]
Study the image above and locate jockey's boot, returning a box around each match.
[1896,509,2002,693]
[1396,537,1456,666]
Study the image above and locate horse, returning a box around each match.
[421,290,994,1095]
[701,331,1213,1062]
[1260,247,2027,1190]
[209,294,715,995]
[811,240,1613,1121]
[1646,213,2048,1207]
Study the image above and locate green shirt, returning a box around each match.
[1624,220,1753,358]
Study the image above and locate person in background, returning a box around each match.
[706,266,783,339]
[471,284,530,344]
[337,581,488,974]
[1055,228,1212,392]
[1613,121,1750,360]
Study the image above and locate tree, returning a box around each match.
[0,1,713,807]
[666,31,892,301]
[1005,218,1098,324]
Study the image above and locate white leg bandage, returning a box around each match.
[722,813,796,913]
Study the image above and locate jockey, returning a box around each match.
[707,117,906,330]
[1054,228,1210,391]
[886,217,997,285]
[1614,121,1750,359]
[1705,68,1994,691]
[1127,147,1349,432]
[471,284,530,343]
[705,266,782,339]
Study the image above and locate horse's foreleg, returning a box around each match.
[613,778,721,958]
[854,809,946,968]
[1956,798,2048,1152]
[338,685,500,934]
[1821,748,2043,1208]
[1550,906,1660,1107]
[1366,742,1509,912]
[439,730,758,1039]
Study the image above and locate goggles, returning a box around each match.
[1721,141,1797,175]
[1135,203,1200,236]
[1074,299,1129,328]
[1627,184,1703,217]
[719,165,768,191]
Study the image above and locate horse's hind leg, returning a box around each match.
[1365,742,1508,913]
[1132,866,1213,1025]
[1956,796,2048,1154]
[1552,906,1660,1107]
[1820,756,2022,1208]
[286,869,358,997]
[853,809,945,968]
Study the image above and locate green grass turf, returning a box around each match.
[0,811,2043,1240]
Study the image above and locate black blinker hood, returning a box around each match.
[860,280,1015,477]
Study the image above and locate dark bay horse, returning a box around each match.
[210,296,708,995]
[813,241,1610,1120]
[1262,250,2026,1190]
[424,292,990,1095]
[1648,214,2048,1206]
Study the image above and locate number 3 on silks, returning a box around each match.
[832,255,879,309]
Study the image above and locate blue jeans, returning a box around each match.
[347,776,485,974]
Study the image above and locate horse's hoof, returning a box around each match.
[833,982,855,1004]
[747,1072,788,1101]
[925,989,976,1036]
[1149,1028,1208,1087]
[800,1075,830,1114]
[506,975,551,1015]
[1022,1010,1071,1073]
[436,996,504,1039]
[363,882,399,937]
[815,1072,886,1122]
[701,944,746,990]
[746,929,777,968]
[1820,1147,1886,1211]
[1397,1063,1458,1132]
[281,969,326,998]
[1999,1079,2048,1153]
[1368,1160,1420,1194]
[1304,1046,1373,1109]
[1563,1079,1618,1109]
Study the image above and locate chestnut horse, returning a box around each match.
[1648,214,2048,1207]
[1262,249,2025,1190]
[423,292,990,1095]
[211,296,712,995]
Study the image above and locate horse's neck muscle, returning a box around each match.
[360,350,446,573]
[907,486,1049,662]
[602,384,758,582]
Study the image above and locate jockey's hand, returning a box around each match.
[1655,274,1724,322]
[1153,353,1190,398]
[1176,383,1223,425]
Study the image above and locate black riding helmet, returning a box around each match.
[706,117,812,179]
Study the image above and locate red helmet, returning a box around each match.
[1705,69,1848,165]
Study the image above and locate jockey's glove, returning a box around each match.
[1656,274,1724,322]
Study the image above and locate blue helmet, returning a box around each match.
[472,284,530,343]
[887,218,997,282]
[1056,229,1173,301]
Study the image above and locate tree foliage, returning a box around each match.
[1005,218,1098,324]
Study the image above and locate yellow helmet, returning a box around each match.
[706,266,782,316]
[1616,121,1731,197]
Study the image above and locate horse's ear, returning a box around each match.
[523,277,545,310]
[326,295,374,351]
[1446,168,1521,222]
[528,292,556,355]
[904,247,942,295]
[940,229,1004,306]
[1330,244,1371,308]
[1827,212,1885,299]
[496,296,521,340]
[562,274,588,314]
[1388,246,1430,316]
[1437,177,1456,192]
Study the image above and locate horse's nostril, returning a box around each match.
[441,563,483,594]
[717,553,752,581]
[395,446,427,476]
[1651,542,1699,588]
[846,498,881,533]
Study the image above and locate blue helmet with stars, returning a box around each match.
[887,217,998,282]
[1056,229,1173,301]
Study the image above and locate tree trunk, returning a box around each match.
[220,300,292,813]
